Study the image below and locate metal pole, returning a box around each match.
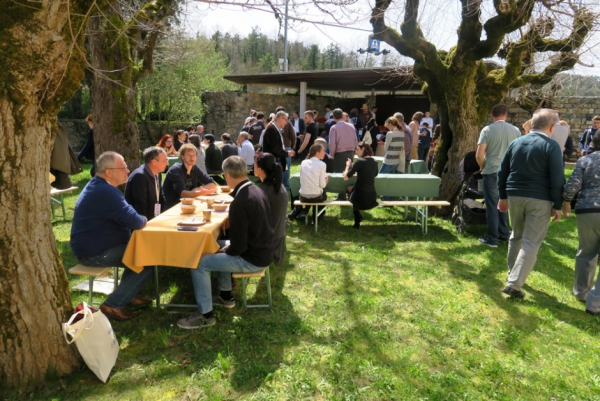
[283,0,289,72]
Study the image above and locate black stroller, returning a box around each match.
[451,151,487,233]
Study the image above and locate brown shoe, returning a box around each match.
[128,295,153,307]
[100,303,139,321]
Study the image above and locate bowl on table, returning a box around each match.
[213,204,228,212]
[180,198,195,205]
[220,186,230,193]
[180,204,197,214]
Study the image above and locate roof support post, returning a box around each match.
[300,81,307,115]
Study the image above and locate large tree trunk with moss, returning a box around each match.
[87,8,141,171]
[371,0,595,211]
[86,0,176,170]
[0,0,91,386]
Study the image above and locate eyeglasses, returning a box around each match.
[108,167,128,170]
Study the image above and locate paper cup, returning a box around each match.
[203,209,212,222]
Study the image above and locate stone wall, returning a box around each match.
[201,91,366,140]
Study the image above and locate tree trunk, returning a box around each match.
[0,0,90,386]
[87,6,141,171]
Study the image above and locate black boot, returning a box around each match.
[353,210,362,229]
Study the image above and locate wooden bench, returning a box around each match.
[293,199,450,234]
[232,267,272,309]
[50,186,79,220]
[69,264,112,305]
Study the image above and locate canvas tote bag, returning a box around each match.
[62,302,119,383]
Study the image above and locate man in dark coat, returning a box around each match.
[125,147,169,220]
[262,111,295,170]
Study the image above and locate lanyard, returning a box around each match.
[235,181,253,197]
[154,175,159,203]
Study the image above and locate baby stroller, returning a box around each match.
[451,151,487,233]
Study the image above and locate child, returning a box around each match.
[418,122,431,161]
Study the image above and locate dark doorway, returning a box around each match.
[374,95,430,125]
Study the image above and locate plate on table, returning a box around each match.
[177,217,207,226]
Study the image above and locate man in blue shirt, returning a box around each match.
[71,152,153,321]
[497,109,564,299]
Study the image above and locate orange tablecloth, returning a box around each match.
[122,196,231,273]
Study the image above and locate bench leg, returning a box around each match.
[154,265,161,308]
[265,267,272,309]
[60,193,66,219]
[241,278,248,309]
[88,276,94,305]
[314,205,319,234]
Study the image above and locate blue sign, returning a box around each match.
[369,39,380,52]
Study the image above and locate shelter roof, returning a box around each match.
[223,67,420,92]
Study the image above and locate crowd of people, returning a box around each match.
[476,105,600,315]
[68,101,600,329]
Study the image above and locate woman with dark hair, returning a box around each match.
[344,141,378,229]
[254,152,288,265]
[174,130,187,151]
[363,118,379,155]
[157,134,177,156]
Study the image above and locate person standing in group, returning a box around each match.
[297,110,319,160]
[476,103,522,248]
[236,132,256,170]
[344,142,379,229]
[579,115,600,156]
[220,133,239,160]
[417,122,431,161]
[78,114,96,176]
[562,133,600,315]
[203,134,224,183]
[380,116,405,174]
[421,111,434,130]
[497,108,564,299]
[248,112,266,146]
[262,110,295,172]
[125,147,169,221]
[276,106,297,190]
[329,108,358,200]
[408,112,423,160]
[394,112,412,173]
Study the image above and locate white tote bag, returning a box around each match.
[62,302,119,383]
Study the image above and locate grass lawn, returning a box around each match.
[3,163,600,400]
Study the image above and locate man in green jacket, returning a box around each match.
[497,108,564,299]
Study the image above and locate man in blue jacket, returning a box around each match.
[71,152,153,320]
[497,109,565,299]
[125,147,168,220]
[579,115,600,155]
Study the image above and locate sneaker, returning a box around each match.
[177,311,216,329]
[213,295,235,309]
[502,286,526,299]
[478,238,498,248]
[296,213,307,220]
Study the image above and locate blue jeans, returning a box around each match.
[379,163,398,200]
[417,144,429,161]
[190,241,267,313]
[78,243,155,309]
[482,173,511,244]
[283,146,291,190]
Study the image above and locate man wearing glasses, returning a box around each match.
[71,152,155,321]
[262,110,295,170]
